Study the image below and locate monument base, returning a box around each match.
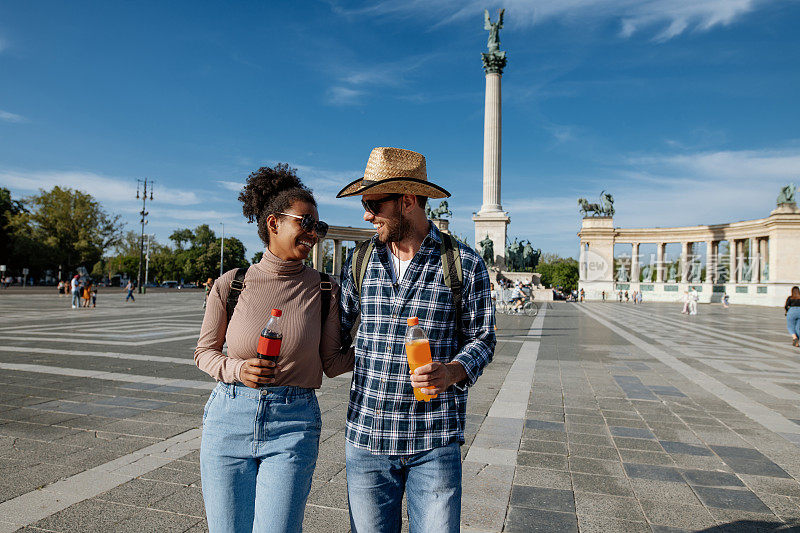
[473,211,509,268]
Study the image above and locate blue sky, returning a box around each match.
[1,0,799,260]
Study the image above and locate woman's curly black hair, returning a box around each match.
[239,163,316,246]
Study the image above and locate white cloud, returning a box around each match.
[335,0,768,41]
[0,169,201,207]
[326,86,365,106]
[0,110,26,123]
[325,53,438,106]
[216,180,245,192]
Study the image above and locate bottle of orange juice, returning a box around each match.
[404,317,437,401]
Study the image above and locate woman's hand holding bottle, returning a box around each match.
[239,359,278,388]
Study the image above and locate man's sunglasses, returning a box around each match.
[277,213,329,239]
[361,194,402,216]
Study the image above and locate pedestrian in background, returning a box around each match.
[681,290,690,314]
[57,280,66,297]
[785,286,800,347]
[82,280,93,307]
[91,285,97,308]
[70,275,81,309]
[125,280,135,302]
[723,293,730,308]
[689,288,699,315]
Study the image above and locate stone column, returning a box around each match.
[736,240,745,282]
[480,72,502,214]
[656,243,664,282]
[680,242,690,282]
[579,241,586,280]
[760,238,768,281]
[728,239,737,284]
[752,238,760,283]
[312,241,323,270]
[332,240,342,277]
[473,48,509,265]
[631,243,640,282]
[705,240,715,283]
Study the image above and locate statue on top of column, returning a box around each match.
[484,9,504,52]
[482,9,507,74]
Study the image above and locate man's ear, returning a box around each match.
[402,194,417,213]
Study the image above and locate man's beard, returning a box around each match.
[377,212,413,245]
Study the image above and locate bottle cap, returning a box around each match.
[407,317,418,326]
[271,309,282,317]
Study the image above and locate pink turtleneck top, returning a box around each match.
[194,248,353,388]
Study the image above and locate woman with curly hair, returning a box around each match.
[195,163,353,533]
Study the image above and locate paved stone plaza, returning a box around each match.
[0,291,799,532]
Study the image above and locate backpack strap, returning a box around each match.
[352,239,374,296]
[225,267,248,322]
[439,234,464,343]
[319,272,332,325]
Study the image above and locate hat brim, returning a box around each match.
[336,176,450,199]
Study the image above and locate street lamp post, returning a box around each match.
[136,179,154,294]
[144,234,155,292]
[220,222,225,277]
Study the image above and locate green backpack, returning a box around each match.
[351,233,464,340]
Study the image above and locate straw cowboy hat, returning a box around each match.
[336,147,450,199]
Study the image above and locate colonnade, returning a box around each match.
[577,202,800,306]
[612,237,770,284]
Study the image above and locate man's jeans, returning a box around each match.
[200,382,322,533]
[71,290,80,307]
[346,440,461,533]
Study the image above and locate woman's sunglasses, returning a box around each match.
[277,213,329,239]
[361,194,402,216]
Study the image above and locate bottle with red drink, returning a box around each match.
[257,309,283,364]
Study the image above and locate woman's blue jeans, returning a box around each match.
[346,440,462,533]
[200,382,322,533]
[787,307,800,337]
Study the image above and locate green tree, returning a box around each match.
[169,228,194,250]
[251,251,264,264]
[10,186,124,277]
[17,186,124,271]
[0,188,26,265]
[537,256,579,291]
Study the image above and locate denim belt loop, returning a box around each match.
[230,382,236,398]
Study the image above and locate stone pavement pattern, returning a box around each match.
[0,291,798,532]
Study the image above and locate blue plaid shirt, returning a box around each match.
[339,223,495,455]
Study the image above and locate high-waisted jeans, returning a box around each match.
[787,307,800,337]
[200,382,322,533]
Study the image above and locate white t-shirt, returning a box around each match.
[388,250,412,285]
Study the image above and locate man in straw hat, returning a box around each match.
[337,147,496,531]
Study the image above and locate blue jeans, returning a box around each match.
[126,289,135,301]
[346,440,462,533]
[71,290,80,307]
[787,307,800,337]
[200,382,322,533]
